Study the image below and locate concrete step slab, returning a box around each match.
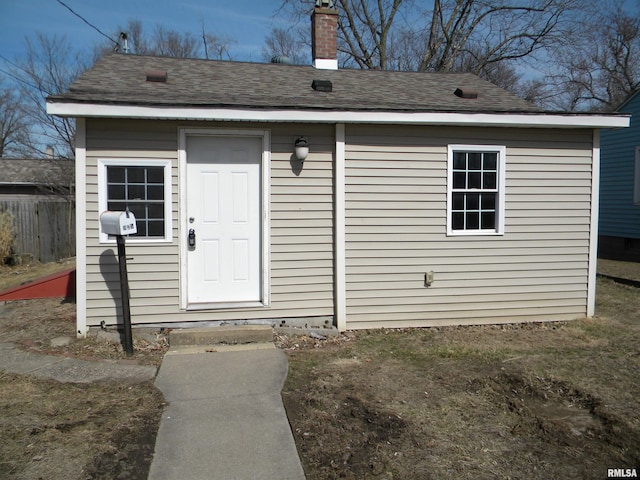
[169,325,273,346]
[165,342,276,356]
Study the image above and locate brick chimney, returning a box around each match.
[311,2,338,70]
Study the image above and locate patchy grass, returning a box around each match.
[0,260,167,480]
[0,373,164,480]
[598,258,640,283]
[283,275,640,479]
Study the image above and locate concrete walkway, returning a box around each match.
[0,335,306,479]
[0,341,157,383]
[147,343,306,480]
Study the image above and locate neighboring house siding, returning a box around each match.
[84,119,334,327]
[600,95,640,240]
[344,125,593,328]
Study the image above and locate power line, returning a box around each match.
[54,0,119,47]
[0,57,41,91]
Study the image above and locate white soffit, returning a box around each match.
[46,102,630,129]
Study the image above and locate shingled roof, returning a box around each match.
[49,53,541,114]
[0,158,73,186]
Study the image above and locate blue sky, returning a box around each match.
[0,0,295,63]
[2,0,639,77]
[2,0,640,67]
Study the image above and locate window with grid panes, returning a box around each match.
[447,146,505,235]
[106,165,166,238]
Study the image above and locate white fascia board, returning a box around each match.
[46,101,630,129]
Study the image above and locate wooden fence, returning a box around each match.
[0,196,75,263]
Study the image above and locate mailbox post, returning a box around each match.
[99,211,137,356]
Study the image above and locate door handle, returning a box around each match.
[188,228,196,248]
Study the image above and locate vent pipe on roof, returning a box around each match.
[311,2,338,70]
[146,70,168,83]
[454,87,478,99]
[114,32,129,53]
[312,79,333,92]
[271,55,293,65]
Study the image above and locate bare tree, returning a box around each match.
[546,4,640,111]
[513,77,551,105]
[278,0,582,100]
[10,33,87,160]
[413,0,572,73]
[281,0,578,68]
[121,19,148,54]
[337,0,406,69]
[277,0,416,69]
[107,19,235,60]
[5,35,82,257]
[0,81,31,157]
[202,32,235,61]
[152,26,200,58]
[262,28,308,64]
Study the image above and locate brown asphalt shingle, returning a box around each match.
[49,53,541,114]
[0,158,73,186]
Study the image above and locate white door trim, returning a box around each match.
[178,128,270,310]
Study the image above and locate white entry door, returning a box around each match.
[185,135,262,305]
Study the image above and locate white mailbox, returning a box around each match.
[100,211,137,236]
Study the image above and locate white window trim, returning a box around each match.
[634,146,640,205]
[447,144,506,236]
[97,158,173,244]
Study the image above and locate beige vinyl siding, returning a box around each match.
[344,125,594,328]
[84,119,334,327]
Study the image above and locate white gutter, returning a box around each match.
[46,102,630,129]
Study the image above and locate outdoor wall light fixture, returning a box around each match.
[294,137,309,161]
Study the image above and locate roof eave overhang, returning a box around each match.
[46,101,631,129]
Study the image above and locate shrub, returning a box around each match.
[0,208,15,262]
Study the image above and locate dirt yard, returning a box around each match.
[0,259,639,479]
[282,259,640,479]
[0,260,167,480]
